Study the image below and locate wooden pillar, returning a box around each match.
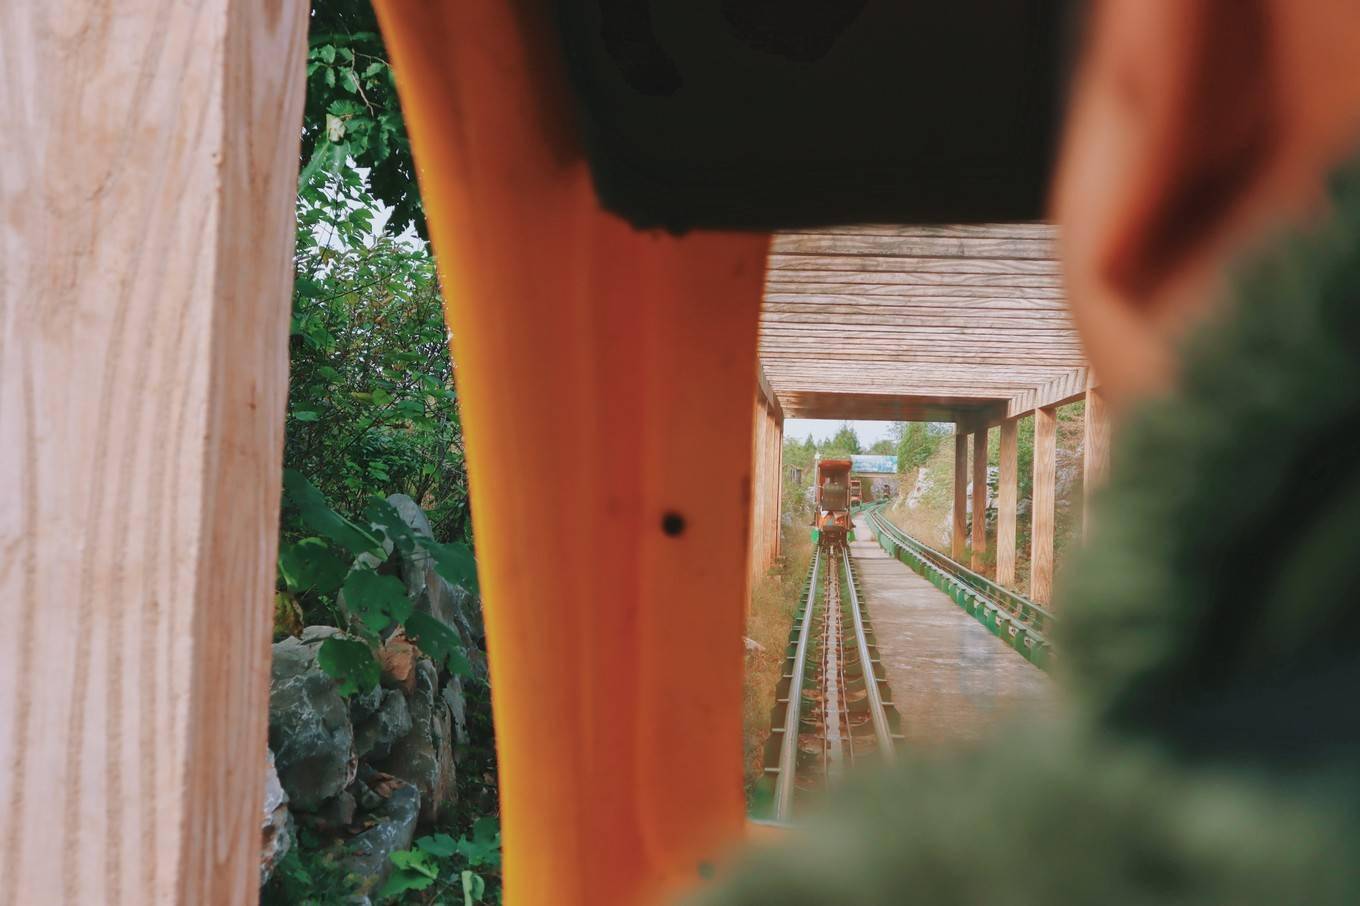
[0,3,308,902]
[374,4,770,903]
[773,416,784,558]
[751,397,768,582]
[970,426,989,570]
[952,431,968,560]
[995,418,1020,587]
[1083,384,1111,538]
[1030,406,1058,604]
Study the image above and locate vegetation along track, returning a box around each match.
[864,504,1057,670]
[759,544,901,822]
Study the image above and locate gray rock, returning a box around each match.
[269,633,358,812]
[384,494,485,662]
[260,748,292,887]
[307,790,356,830]
[350,683,384,726]
[300,624,344,644]
[442,677,469,747]
[343,782,421,895]
[377,659,456,824]
[355,689,413,761]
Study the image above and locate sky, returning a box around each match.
[784,419,899,446]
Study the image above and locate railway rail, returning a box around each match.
[863,504,1057,670]
[763,544,900,821]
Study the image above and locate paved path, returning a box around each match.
[850,515,1053,750]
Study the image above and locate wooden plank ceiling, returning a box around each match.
[759,223,1088,423]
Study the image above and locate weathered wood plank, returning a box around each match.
[1030,407,1058,604]
[766,254,1062,275]
[765,271,1065,289]
[785,222,1056,240]
[761,311,1073,331]
[0,2,308,903]
[772,234,1055,260]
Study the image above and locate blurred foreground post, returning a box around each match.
[373,3,770,902]
[0,2,307,902]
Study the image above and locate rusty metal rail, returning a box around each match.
[840,544,897,762]
[771,546,820,821]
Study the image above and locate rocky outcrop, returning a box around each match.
[342,780,422,896]
[378,659,457,824]
[259,749,292,886]
[263,496,481,898]
[269,630,357,811]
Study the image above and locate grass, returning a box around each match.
[742,522,814,797]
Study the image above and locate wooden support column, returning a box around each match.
[952,431,968,561]
[750,397,768,584]
[971,426,989,570]
[1083,384,1111,538]
[772,414,784,559]
[0,3,308,902]
[1030,406,1058,604]
[375,4,770,903]
[995,418,1020,587]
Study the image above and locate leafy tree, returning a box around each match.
[893,422,942,471]
[821,422,862,456]
[867,438,896,455]
[303,1,424,236]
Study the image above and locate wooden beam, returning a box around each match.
[971,427,989,570]
[756,363,784,420]
[0,2,308,902]
[952,433,968,561]
[772,233,1055,260]
[765,254,1062,276]
[780,222,1057,240]
[1030,406,1058,604]
[996,418,1019,586]
[1083,383,1111,538]
[1007,366,1090,418]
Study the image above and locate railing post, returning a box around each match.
[971,426,989,571]
[996,418,1019,587]
[952,430,969,561]
[1083,383,1111,538]
[1030,405,1058,604]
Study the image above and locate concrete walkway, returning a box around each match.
[850,515,1053,750]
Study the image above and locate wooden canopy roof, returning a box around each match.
[758,223,1089,425]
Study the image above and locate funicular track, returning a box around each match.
[863,504,1057,670]
[763,545,900,821]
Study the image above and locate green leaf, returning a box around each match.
[364,61,385,78]
[363,497,419,555]
[416,833,457,859]
[325,113,346,142]
[417,537,479,594]
[316,637,379,697]
[405,612,471,678]
[278,538,348,595]
[282,469,383,557]
[379,868,435,898]
[292,410,320,422]
[390,849,439,879]
[462,870,486,905]
[318,43,336,63]
[370,386,393,407]
[340,69,360,94]
[323,66,336,88]
[341,569,413,634]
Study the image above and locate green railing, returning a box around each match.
[860,503,1055,671]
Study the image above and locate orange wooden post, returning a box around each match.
[970,426,989,570]
[952,431,968,560]
[373,4,770,903]
[0,3,306,902]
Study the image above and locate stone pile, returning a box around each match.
[259,495,484,898]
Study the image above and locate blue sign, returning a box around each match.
[850,454,897,474]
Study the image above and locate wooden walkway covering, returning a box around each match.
[760,223,1088,424]
[749,223,1109,606]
